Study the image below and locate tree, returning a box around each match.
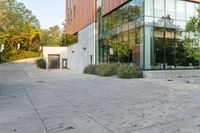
[41,25,61,46]
[60,21,67,46]
[184,6,200,62]
[60,21,78,46]
[41,21,78,47]
[0,0,41,61]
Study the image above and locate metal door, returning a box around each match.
[48,54,60,69]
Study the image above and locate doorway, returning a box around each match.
[48,54,60,69]
[153,27,176,69]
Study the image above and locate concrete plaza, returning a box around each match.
[1,62,200,133]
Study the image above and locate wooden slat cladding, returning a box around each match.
[66,0,96,35]
[191,0,200,3]
[102,0,128,16]
[101,0,199,16]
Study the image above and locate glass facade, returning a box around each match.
[144,0,199,70]
[97,0,199,70]
[98,0,144,67]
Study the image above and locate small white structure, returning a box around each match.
[43,46,68,69]
[42,23,96,72]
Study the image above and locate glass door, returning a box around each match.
[153,27,176,69]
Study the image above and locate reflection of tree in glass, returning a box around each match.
[184,6,200,63]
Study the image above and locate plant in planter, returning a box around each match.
[95,63,119,76]
[117,64,143,79]
[83,65,97,75]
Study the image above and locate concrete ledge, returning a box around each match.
[143,70,200,79]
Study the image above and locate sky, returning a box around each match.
[17,0,66,29]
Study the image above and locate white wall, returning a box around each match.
[67,23,96,72]
[43,46,68,69]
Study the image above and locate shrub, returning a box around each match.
[96,63,119,76]
[117,64,143,79]
[7,50,40,61]
[36,59,46,69]
[83,65,97,74]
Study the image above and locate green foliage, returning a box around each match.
[41,21,78,47]
[65,33,78,46]
[84,63,143,79]
[60,21,78,46]
[83,65,97,75]
[0,60,7,64]
[184,5,200,61]
[96,63,119,76]
[117,64,143,79]
[5,50,40,61]
[36,58,46,69]
[184,38,200,61]
[42,25,61,46]
[103,5,141,57]
[0,0,41,61]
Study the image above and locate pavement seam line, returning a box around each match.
[23,68,114,133]
[42,81,114,133]
[54,91,115,133]
[22,84,50,133]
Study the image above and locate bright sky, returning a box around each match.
[17,0,66,29]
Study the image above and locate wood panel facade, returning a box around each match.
[102,0,128,16]
[66,0,97,34]
[192,0,200,2]
[66,0,199,34]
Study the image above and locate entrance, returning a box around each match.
[153,27,176,69]
[48,54,60,69]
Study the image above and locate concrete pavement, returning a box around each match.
[1,62,200,133]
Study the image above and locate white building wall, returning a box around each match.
[67,23,96,72]
[43,46,68,69]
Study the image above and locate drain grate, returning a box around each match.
[36,81,45,83]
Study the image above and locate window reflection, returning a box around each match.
[144,0,199,69]
[166,0,175,19]
[154,0,164,17]
[145,0,153,16]
[186,2,195,21]
[176,0,186,21]
[98,0,199,69]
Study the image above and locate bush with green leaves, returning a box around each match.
[117,64,143,79]
[83,65,97,75]
[95,63,119,76]
[8,50,40,61]
[36,59,46,69]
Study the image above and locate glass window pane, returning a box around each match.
[145,0,153,16]
[176,21,185,31]
[121,5,129,24]
[165,19,175,28]
[195,4,199,17]
[136,17,143,27]
[176,0,186,21]
[166,0,175,19]
[154,18,164,27]
[154,0,164,17]
[144,26,153,69]
[145,16,153,26]
[137,0,144,17]
[128,1,136,21]
[186,2,195,21]
[154,27,164,69]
